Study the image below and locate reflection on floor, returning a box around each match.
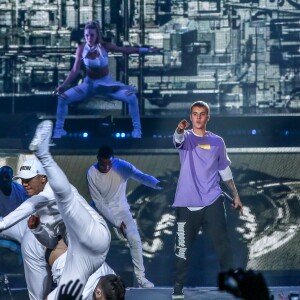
[126,286,299,300]
[3,286,299,300]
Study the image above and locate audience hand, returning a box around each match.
[57,279,83,300]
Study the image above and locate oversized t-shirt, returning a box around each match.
[173,130,231,207]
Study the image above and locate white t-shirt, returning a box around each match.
[87,158,160,227]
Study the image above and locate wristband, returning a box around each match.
[139,47,150,54]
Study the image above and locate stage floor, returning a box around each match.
[126,287,236,299]
[125,286,299,300]
[5,285,300,299]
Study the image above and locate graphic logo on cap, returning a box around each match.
[20,166,31,171]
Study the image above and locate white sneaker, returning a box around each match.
[29,120,53,155]
[131,128,142,138]
[52,128,67,139]
[137,277,154,288]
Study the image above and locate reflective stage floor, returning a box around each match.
[4,286,299,300]
[126,286,300,300]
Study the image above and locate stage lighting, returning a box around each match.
[251,129,257,135]
[153,134,163,138]
[82,132,89,138]
[114,132,127,138]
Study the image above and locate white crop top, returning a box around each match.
[82,43,109,69]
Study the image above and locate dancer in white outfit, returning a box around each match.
[0,168,44,300]
[27,214,119,300]
[53,20,158,139]
[0,160,63,300]
[49,254,118,300]
[48,250,122,300]
[29,120,111,299]
[87,145,163,288]
[0,218,50,300]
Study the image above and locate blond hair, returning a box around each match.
[84,20,103,44]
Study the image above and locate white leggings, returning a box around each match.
[55,75,141,132]
[37,152,111,299]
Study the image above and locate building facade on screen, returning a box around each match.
[1,0,300,114]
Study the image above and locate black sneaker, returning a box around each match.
[172,284,184,299]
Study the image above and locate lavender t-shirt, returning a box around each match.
[173,130,231,207]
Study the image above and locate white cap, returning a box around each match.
[13,159,46,180]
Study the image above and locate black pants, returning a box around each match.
[174,195,233,286]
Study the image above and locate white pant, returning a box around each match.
[1,219,52,300]
[37,152,111,299]
[115,209,145,280]
[21,230,52,300]
[55,75,141,132]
